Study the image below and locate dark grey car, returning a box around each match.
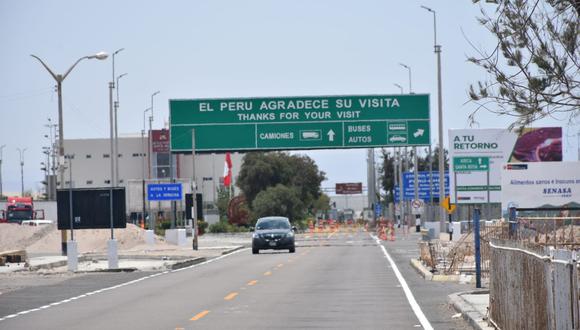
[252,216,295,254]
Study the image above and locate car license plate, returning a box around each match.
[269,241,277,247]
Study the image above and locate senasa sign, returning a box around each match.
[336,182,363,194]
[501,162,580,210]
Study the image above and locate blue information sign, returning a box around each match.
[394,171,449,203]
[374,203,382,216]
[147,183,183,201]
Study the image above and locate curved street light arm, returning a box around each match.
[30,55,59,82]
[62,56,91,81]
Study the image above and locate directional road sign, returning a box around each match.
[395,171,449,202]
[147,183,183,201]
[453,157,490,172]
[440,196,457,214]
[170,94,430,152]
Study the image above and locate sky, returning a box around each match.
[1,0,579,195]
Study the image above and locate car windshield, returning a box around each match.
[256,219,290,230]
[8,210,33,221]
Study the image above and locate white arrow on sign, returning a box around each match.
[413,129,425,138]
[327,129,335,142]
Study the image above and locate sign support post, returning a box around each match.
[473,207,482,288]
[191,129,198,251]
[486,166,490,220]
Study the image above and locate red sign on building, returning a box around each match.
[335,182,363,194]
[152,129,170,153]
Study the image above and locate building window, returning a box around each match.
[103,154,110,158]
[157,153,170,166]
[86,180,93,185]
[104,179,111,184]
[86,154,92,159]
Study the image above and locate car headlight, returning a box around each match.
[252,233,260,239]
[286,231,294,238]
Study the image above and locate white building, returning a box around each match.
[61,133,243,220]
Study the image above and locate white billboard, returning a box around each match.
[501,162,580,209]
[449,128,562,204]
[449,129,516,203]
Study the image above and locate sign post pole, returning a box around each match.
[486,167,490,220]
[191,129,198,251]
[473,207,482,288]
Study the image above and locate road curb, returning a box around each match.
[170,257,207,270]
[410,258,476,284]
[221,246,246,255]
[448,291,495,330]
[26,255,92,272]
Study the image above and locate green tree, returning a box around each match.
[311,193,331,217]
[237,152,326,214]
[216,187,232,219]
[468,0,579,129]
[379,149,396,203]
[252,184,305,221]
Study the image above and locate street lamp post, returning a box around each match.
[31,52,108,256]
[107,48,124,270]
[142,107,151,229]
[114,73,127,186]
[393,83,403,95]
[421,5,446,231]
[148,91,160,231]
[400,63,420,229]
[148,91,160,179]
[0,145,5,199]
[17,148,27,196]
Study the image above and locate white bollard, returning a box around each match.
[145,229,155,245]
[108,239,119,269]
[67,240,78,272]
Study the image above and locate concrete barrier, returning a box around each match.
[165,229,187,246]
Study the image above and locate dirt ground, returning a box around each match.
[0,223,172,255]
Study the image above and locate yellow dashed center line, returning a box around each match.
[224,292,239,301]
[190,310,210,321]
[264,271,272,276]
[247,280,258,286]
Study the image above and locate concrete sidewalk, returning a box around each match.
[449,291,494,330]
[393,227,494,329]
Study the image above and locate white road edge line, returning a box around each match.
[0,248,249,323]
[372,235,434,330]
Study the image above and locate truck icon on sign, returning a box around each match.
[300,130,322,141]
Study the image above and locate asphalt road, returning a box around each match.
[0,228,470,329]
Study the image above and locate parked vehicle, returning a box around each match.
[21,219,53,226]
[251,216,296,254]
[0,197,45,224]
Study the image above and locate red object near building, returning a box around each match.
[0,197,45,224]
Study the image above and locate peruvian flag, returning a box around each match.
[223,152,232,187]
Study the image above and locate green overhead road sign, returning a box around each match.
[170,94,430,152]
[453,156,490,172]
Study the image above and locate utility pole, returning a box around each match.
[421,5,446,231]
[0,145,5,199]
[17,148,27,196]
